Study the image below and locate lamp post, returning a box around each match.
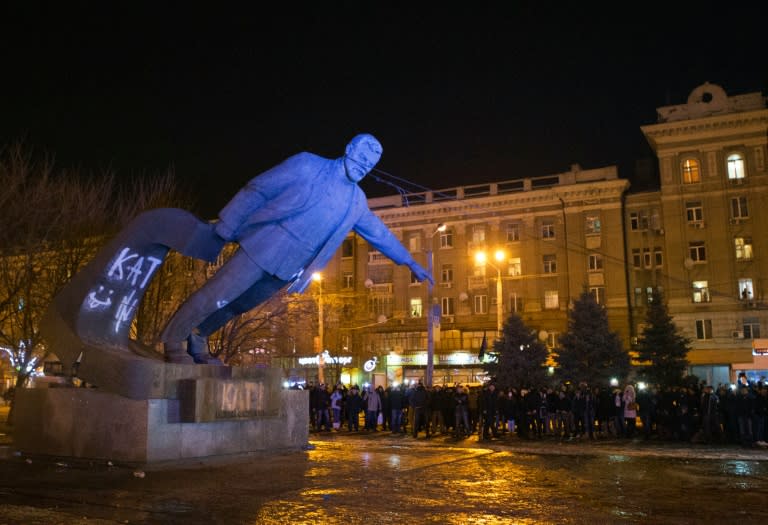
[312,272,325,384]
[475,249,506,337]
[426,223,447,387]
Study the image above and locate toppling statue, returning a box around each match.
[161,133,433,364]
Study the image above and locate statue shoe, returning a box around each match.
[187,333,223,366]
[164,341,194,364]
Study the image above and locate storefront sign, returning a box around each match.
[753,339,768,356]
[297,350,353,366]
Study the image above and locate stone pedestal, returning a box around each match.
[12,372,308,465]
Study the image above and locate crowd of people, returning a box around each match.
[306,373,768,448]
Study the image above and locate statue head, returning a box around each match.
[344,133,382,182]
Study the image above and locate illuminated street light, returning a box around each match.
[312,272,325,384]
[426,223,447,387]
[475,249,506,337]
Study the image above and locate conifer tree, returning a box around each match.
[556,290,630,386]
[635,288,691,387]
[484,312,548,389]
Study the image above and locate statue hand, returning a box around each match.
[409,262,434,285]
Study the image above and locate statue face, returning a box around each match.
[344,134,382,182]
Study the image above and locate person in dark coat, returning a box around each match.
[410,383,429,438]
[345,386,364,431]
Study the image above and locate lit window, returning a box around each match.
[682,158,701,184]
[544,290,559,309]
[543,254,557,274]
[692,281,710,303]
[586,215,601,234]
[735,237,753,261]
[474,295,488,314]
[410,298,423,318]
[695,319,713,339]
[408,234,420,253]
[343,272,354,289]
[507,257,521,276]
[689,241,706,262]
[739,279,754,301]
[727,153,746,180]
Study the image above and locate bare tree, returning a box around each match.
[0,143,187,422]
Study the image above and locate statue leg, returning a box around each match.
[186,275,287,364]
[161,249,264,363]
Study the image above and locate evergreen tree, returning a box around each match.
[635,288,691,387]
[556,290,630,386]
[484,313,548,389]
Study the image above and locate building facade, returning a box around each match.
[297,82,768,389]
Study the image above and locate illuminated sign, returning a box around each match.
[297,350,353,366]
[753,339,768,356]
[363,356,378,372]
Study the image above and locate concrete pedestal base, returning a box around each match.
[12,382,308,465]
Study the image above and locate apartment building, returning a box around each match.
[305,82,767,389]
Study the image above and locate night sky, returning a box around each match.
[1,3,765,219]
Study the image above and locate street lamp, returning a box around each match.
[475,249,506,337]
[426,223,447,387]
[312,272,325,384]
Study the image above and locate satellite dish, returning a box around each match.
[364,278,374,289]
[684,258,694,270]
[459,292,469,302]
[377,314,387,324]
[538,330,549,341]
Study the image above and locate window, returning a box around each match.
[743,318,760,339]
[689,241,706,262]
[585,215,601,234]
[506,223,521,242]
[541,222,555,239]
[731,197,749,219]
[695,319,713,340]
[735,237,753,261]
[544,290,559,309]
[739,279,754,301]
[471,225,486,243]
[341,238,354,258]
[589,286,605,305]
[654,247,664,268]
[507,257,521,276]
[474,294,488,314]
[546,332,558,349]
[410,298,423,318]
[408,233,420,253]
[368,296,393,318]
[509,292,524,313]
[543,254,557,274]
[727,153,746,180]
[410,271,421,284]
[342,272,354,289]
[634,287,643,306]
[632,249,641,268]
[643,248,652,268]
[441,264,453,284]
[441,297,455,316]
[692,281,711,303]
[682,158,701,184]
[588,254,603,271]
[686,201,703,223]
[630,211,649,231]
[439,229,454,248]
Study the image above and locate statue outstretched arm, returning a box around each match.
[354,210,434,285]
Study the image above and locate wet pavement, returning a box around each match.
[1,428,768,524]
